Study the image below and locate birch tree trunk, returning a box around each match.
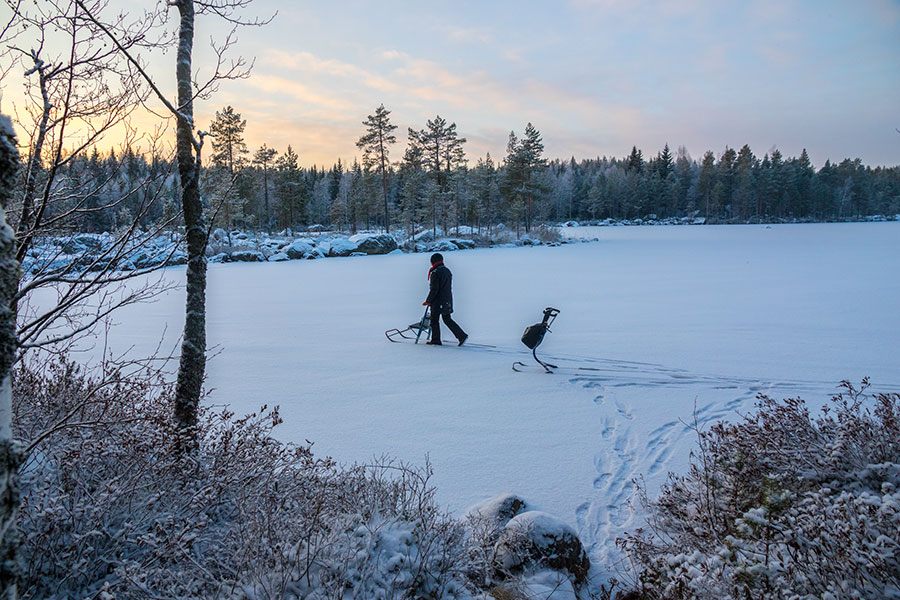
[172,0,207,435]
[0,115,22,600]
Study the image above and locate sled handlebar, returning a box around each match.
[542,307,560,327]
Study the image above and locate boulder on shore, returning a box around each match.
[469,493,530,530]
[285,239,316,259]
[229,249,265,262]
[348,233,398,255]
[492,511,590,584]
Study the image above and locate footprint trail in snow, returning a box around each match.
[558,354,840,572]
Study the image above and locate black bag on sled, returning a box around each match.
[521,323,548,349]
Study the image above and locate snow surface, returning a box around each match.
[46,222,900,577]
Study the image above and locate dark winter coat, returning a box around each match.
[426,263,453,314]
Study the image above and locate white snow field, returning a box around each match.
[60,222,900,577]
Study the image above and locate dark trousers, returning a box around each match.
[430,309,466,344]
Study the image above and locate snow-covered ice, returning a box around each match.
[45,222,900,576]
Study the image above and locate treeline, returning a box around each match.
[23,105,900,236]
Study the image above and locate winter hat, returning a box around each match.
[430,253,443,265]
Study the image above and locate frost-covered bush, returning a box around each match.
[14,358,474,599]
[618,380,900,599]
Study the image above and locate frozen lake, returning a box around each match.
[47,222,900,573]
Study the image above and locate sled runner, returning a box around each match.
[513,307,560,373]
[385,307,432,344]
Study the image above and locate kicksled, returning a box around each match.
[512,307,560,373]
[385,307,495,349]
[385,307,432,344]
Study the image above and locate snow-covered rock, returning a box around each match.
[268,252,289,262]
[285,238,316,259]
[450,238,476,250]
[493,511,590,584]
[349,233,398,255]
[229,250,265,262]
[469,493,530,529]
[319,237,357,257]
[428,240,460,253]
[412,228,444,244]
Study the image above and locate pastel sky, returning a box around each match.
[7,0,900,168]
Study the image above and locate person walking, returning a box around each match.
[423,253,468,346]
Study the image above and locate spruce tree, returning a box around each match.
[734,144,757,220]
[275,145,305,229]
[626,146,644,174]
[657,143,673,181]
[697,150,717,220]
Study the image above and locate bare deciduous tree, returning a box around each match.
[74,0,270,438]
[1,1,182,358]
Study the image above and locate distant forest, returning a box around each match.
[19,105,900,236]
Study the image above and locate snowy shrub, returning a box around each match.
[14,358,476,599]
[618,380,900,599]
[526,226,562,244]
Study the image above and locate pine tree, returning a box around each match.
[356,104,397,232]
[252,144,278,231]
[408,115,466,237]
[209,106,249,230]
[210,106,249,172]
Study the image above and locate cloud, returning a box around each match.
[501,47,526,64]
[442,26,493,44]
[259,50,399,93]
[218,44,657,165]
[246,73,359,115]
